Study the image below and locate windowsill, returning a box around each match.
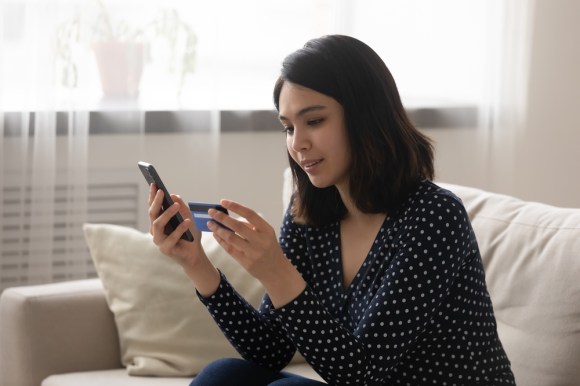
[1,105,478,136]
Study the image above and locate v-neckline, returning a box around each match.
[335,216,388,295]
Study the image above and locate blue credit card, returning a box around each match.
[188,202,230,232]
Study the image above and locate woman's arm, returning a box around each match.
[148,185,221,296]
[149,190,304,369]
[269,194,473,385]
[195,205,311,370]
[207,199,307,307]
[197,272,299,370]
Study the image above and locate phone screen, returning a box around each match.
[138,161,194,242]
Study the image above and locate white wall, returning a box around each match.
[512,0,580,207]
[429,0,580,208]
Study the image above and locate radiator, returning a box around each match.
[0,169,142,292]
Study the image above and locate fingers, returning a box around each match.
[171,194,194,221]
[171,193,185,206]
[150,200,180,241]
[147,183,158,206]
[207,200,275,255]
[210,227,243,256]
[220,199,266,229]
[161,217,193,249]
[207,210,251,242]
[209,200,269,240]
[148,189,164,234]
[148,189,164,222]
[208,201,283,282]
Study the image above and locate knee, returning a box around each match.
[189,358,245,386]
[190,357,264,386]
[203,357,249,373]
[190,357,281,386]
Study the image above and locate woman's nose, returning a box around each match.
[290,128,310,152]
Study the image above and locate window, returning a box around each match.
[0,0,497,112]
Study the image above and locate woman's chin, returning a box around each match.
[308,177,332,189]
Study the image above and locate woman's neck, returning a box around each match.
[336,184,386,223]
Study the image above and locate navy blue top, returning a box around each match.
[199,181,515,385]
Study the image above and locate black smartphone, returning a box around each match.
[138,161,194,242]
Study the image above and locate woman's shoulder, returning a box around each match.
[417,180,463,203]
[400,180,468,219]
[388,181,474,244]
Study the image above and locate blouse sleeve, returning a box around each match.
[197,270,298,370]
[270,193,475,385]
[196,208,310,371]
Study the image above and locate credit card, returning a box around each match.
[188,202,230,232]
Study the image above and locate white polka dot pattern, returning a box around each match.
[198,181,515,385]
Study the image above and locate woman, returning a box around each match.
[148,35,515,385]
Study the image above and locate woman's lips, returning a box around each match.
[301,159,323,172]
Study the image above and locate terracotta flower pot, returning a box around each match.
[92,40,146,98]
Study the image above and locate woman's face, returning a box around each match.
[278,82,351,191]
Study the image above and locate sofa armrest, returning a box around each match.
[0,279,122,386]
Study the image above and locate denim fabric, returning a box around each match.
[189,358,326,386]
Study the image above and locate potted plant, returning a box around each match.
[91,0,147,98]
[57,1,197,99]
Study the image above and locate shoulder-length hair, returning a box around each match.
[274,35,434,226]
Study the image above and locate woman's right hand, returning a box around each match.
[148,184,221,296]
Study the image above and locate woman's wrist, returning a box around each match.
[260,255,307,309]
[181,247,221,297]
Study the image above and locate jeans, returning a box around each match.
[189,358,327,386]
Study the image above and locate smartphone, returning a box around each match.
[188,202,231,232]
[137,161,194,242]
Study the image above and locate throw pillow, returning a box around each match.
[83,223,265,377]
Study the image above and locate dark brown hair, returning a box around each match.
[274,35,434,226]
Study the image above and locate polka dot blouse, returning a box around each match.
[198,181,515,385]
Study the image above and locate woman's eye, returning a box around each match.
[307,118,323,126]
[282,126,294,134]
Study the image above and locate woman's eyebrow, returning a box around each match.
[279,105,326,122]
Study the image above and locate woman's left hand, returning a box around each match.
[207,199,306,307]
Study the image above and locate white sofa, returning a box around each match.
[1,179,580,386]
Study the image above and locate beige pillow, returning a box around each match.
[83,223,265,377]
[439,183,580,386]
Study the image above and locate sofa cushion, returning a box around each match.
[42,369,186,386]
[441,183,580,386]
[0,279,122,386]
[41,363,324,386]
[83,223,265,377]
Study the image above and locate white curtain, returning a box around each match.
[0,1,90,290]
[1,0,536,290]
[480,0,536,192]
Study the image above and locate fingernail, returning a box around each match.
[207,221,216,230]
